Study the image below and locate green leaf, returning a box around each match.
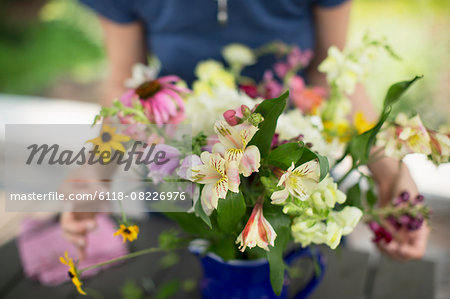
[297,148,330,182]
[383,76,423,108]
[217,191,246,233]
[209,236,238,261]
[348,76,422,166]
[345,183,362,209]
[164,212,214,237]
[267,142,304,169]
[249,91,288,158]
[349,105,391,165]
[194,197,212,229]
[264,205,291,296]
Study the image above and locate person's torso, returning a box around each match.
[131,0,317,83]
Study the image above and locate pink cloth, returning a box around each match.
[18,215,128,286]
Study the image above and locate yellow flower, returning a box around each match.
[194,60,236,91]
[86,125,131,162]
[323,120,351,142]
[59,251,86,295]
[114,224,139,243]
[354,111,374,134]
[193,81,213,96]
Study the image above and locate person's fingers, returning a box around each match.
[398,244,422,260]
[377,240,409,261]
[61,213,97,235]
[62,231,86,248]
[77,246,86,261]
[60,212,98,261]
[402,225,429,259]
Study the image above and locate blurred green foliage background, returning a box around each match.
[1,0,449,127]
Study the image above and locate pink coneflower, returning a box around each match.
[120,76,190,125]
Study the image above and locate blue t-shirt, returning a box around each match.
[80,0,348,84]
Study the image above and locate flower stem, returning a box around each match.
[79,247,164,274]
[118,199,127,225]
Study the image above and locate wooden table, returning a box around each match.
[0,216,434,299]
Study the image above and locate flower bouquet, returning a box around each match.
[61,37,449,297]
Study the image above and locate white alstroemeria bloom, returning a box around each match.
[396,114,432,155]
[270,161,320,204]
[236,202,277,252]
[330,206,363,235]
[377,113,432,160]
[191,152,239,215]
[222,43,256,67]
[213,121,261,178]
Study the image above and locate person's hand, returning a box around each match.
[59,166,110,260]
[61,212,97,260]
[373,160,429,261]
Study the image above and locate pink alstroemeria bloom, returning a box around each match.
[191,152,239,215]
[236,202,277,252]
[213,121,261,181]
[120,76,190,125]
[289,75,326,114]
[271,160,319,204]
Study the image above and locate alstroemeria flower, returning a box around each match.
[428,130,450,165]
[213,120,261,178]
[271,160,319,204]
[120,76,189,125]
[191,152,239,215]
[177,155,202,180]
[236,202,277,252]
[396,114,431,154]
[378,113,432,159]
